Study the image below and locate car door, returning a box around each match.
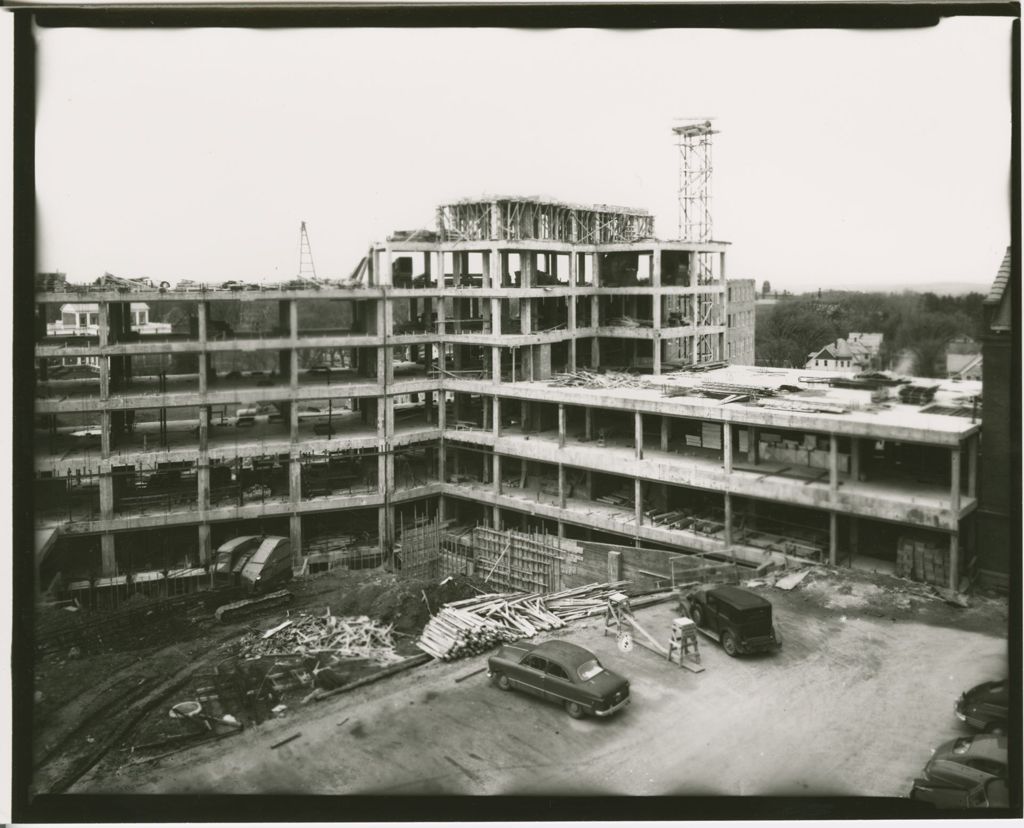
[518,654,549,698]
[705,594,721,635]
[544,660,576,705]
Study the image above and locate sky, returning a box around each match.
[34,19,1013,293]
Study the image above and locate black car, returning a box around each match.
[680,585,781,656]
[956,679,1008,732]
[924,734,1007,786]
[487,639,630,719]
[910,765,1009,809]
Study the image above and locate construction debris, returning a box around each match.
[550,370,650,390]
[416,581,633,660]
[774,570,811,591]
[236,609,402,665]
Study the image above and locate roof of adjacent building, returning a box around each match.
[60,302,150,312]
[984,247,1012,306]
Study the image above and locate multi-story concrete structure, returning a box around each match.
[32,197,981,600]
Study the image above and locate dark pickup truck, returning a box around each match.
[680,584,781,657]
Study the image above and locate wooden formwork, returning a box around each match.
[467,526,563,594]
[397,514,444,580]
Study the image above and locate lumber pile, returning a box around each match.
[544,581,632,621]
[416,582,632,660]
[755,397,849,415]
[236,609,402,665]
[417,593,563,660]
[608,315,653,328]
[550,370,650,390]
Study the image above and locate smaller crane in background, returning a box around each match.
[298,221,317,283]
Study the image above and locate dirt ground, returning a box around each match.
[29,567,487,796]
[30,561,1010,804]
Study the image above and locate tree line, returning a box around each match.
[755,291,986,377]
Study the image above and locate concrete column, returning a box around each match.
[585,408,593,441]
[520,298,533,334]
[660,417,670,452]
[492,397,501,439]
[829,512,838,566]
[592,251,601,288]
[724,492,733,546]
[98,302,109,347]
[950,447,962,514]
[99,356,110,400]
[967,435,978,498]
[491,346,501,384]
[493,453,501,494]
[437,390,447,431]
[520,400,528,433]
[438,495,447,524]
[652,249,662,288]
[377,506,388,552]
[436,295,446,336]
[607,549,621,581]
[197,523,212,566]
[377,247,393,287]
[492,504,501,529]
[748,426,759,465]
[634,479,643,526]
[848,517,859,563]
[286,513,302,563]
[653,331,662,375]
[197,405,209,453]
[438,439,446,484]
[197,460,210,510]
[558,404,566,449]
[567,297,577,371]
[634,411,643,460]
[101,533,117,577]
[723,422,732,473]
[99,469,114,518]
[100,410,112,457]
[829,434,839,499]
[558,464,566,509]
[289,456,302,504]
[948,533,959,591]
[290,396,300,442]
[850,437,861,481]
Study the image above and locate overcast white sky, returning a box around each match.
[35,20,1012,292]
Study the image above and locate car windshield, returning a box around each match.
[577,659,604,681]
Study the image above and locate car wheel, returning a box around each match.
[984,721,1006,735]
[495,672,512,691]
[691,605,704,627]
[722,631,739,657]
[564,701,585,719]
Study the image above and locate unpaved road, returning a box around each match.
[78,585,1008,798]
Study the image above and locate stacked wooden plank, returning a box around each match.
[544,581,632,621]
[755,398,849,415]
[550,370,649,389]
[416,582,632,660]
[237,609,402,665]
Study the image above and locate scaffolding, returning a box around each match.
[436,197,654,244]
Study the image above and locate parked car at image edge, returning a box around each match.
[679,584,781,656]
[487,639,630,719]
[910,734,1009,809]
[955,679,1009,732]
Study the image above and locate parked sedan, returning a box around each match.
[910,766,1009,809]
[924,734,1007,787]
[487,639,630,719]
[956,679,1008,732]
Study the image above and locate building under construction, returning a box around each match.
[32,195,984,605]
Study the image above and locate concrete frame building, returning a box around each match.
[33,197,982,600]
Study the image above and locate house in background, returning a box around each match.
[805,332,883,373]
[46,302,172,366]
[944,335,983,380]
